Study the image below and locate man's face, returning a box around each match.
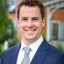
[17,5,45,43]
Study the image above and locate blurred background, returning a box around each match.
[0,0,64,63]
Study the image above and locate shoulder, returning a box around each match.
[43,40,64,64]
[1,43,21,64]
[49,44,64,64]
[2,43,21,57]
[44,39,64,57]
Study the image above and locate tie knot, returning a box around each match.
[23,47,31,54]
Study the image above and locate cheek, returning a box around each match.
[17,22,25,28]
[16,23,25,35]
[34,22,42,28]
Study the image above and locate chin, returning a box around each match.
[25,35,36,40]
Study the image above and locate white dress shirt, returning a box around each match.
[16,35,43,64]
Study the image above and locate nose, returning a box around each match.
[27,19,33,27]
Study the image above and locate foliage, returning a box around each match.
[42,30,46,38]
[0,44,3,57]
[56,43,64,52]
[0,0,17,57]
[0,0,16,43]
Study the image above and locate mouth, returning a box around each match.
[25,29,36,31]
[24,26,37,31]
[24,27,37,35]
[24,27,37,32]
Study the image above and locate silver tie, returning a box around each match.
[21,47,31,64]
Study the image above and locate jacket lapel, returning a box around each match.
[30,40,49,64]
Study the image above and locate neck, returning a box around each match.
[22,35,42,46]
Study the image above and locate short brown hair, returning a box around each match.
[16,0,44,20]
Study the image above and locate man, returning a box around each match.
[1,0,64,64]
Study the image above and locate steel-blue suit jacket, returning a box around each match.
[1,40,64,64]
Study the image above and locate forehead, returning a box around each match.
[20,5,40,12]
[19,5,41,17]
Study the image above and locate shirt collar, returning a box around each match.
[29,35,43,52]
[21,35,43,51]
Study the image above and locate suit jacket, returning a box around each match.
[1,39,64,64]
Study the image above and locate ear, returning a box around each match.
[42,18,46,28]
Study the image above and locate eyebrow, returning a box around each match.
[32,17,39,19]
[20,16,40,20]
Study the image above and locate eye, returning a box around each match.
[32,17,39,21]
[21,17,28,21]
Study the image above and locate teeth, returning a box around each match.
[24,26,37,31]
[24,28,36,31]
[25,29,36,31]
